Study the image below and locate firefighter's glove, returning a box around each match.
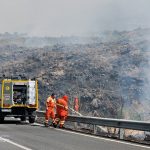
[64,106,68,110]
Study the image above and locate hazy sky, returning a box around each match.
[0,0,150,36]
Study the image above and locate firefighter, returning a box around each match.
[74,97,79,112]
[44,93,56,127]
[53,95,68,128]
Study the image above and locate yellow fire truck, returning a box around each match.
[0,78,38,123]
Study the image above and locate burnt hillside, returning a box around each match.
[0,28,150,120]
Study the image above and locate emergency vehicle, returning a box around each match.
[0,77,38,123]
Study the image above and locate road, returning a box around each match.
[0,119,150,150]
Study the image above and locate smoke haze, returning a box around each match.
[0,0,150,36]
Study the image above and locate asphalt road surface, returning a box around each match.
[0,118,150,150]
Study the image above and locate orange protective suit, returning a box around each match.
[45,96,56,125]
[53,95,68,128]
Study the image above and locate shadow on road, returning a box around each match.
[0,120,21,124]
[0,119,29,125]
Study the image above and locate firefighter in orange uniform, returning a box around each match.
[53,95,68,128]
[74,97,79,112]
[45,93,56,127]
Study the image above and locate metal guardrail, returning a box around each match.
[36,111,150,132]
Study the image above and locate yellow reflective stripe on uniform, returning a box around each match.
[46,98,55,107]
[55,118,60,121]
[56,103,65,108]
[46,98,50,102]
[51,99,55,103]
[60,121,65,124]
[47,97,55,103]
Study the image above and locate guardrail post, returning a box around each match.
[119,128,124,140]
[93,125,97,134]
[74,122,77,129]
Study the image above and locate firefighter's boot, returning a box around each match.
[44,121,49,127]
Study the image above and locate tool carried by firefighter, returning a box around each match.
[0,76,38,123]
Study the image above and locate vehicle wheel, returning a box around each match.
[29,116,35,123]
[20,116,26,121]
[0,116,5,122]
